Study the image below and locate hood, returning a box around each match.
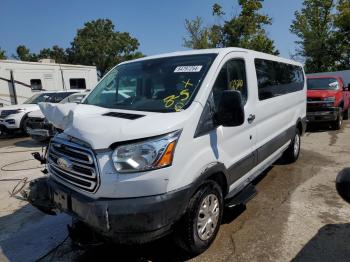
[28,109,44,118]
[307,89,340,98]
[40,103,195,149]
[0,104,39,112]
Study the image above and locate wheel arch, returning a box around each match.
[296,117,305,136]
[191,163,229,198]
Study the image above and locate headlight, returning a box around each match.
[112,130,181,173]
[323,97,335,102]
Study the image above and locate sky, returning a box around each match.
[0,0,304,60]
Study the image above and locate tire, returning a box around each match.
[343,108,349,120]
[175,180,223,255]
[332,113,343,130]
[282,128,301,163]
[21,117,30,136]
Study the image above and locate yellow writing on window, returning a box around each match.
[229,79,244,90]
[163,89,190,109]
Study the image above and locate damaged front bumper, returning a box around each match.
[28,177,192,244]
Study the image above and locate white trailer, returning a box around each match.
[0,59,98,106]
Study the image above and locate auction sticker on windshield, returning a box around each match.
[174,66,203,73]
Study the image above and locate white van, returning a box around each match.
[31,48,306,254]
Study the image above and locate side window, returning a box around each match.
[70,78,86,89]
[30,79,42,91]
[255,59,304,100]
[212,59,247,110]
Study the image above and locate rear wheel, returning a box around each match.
[175,180,223,255]
[282,129,301,163]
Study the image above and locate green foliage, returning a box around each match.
[290,0,336,73]
[13,19,143,76]
[212,3,225,16]
[14,45,38,61]
[334,0,350,70]
[68,19,143,76]
[183,0,279,55]
[183,17,220,49]
[38,45,69,63]
[0,47,6,59]
[291,0,350,72]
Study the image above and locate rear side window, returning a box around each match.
[212,59,247,110]
[30,79,42,91]
[70,78,86,89]
[255,59,304,100]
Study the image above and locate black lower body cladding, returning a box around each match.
[48,179,192,244]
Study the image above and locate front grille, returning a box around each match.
[307,97,334,109]
[307,97,321,102]
[48,137,99,192]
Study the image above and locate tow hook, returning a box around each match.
[21,177,57,215]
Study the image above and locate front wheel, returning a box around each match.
[332,113,343,130]
[282,129,301,163]
[175,180,223,255]
[21,117,31,136]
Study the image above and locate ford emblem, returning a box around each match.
[57,157,73,171]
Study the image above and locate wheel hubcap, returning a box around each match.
[294,134,300,157]
[197,194,220,241]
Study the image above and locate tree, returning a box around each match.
[333,0,350,70]
[68,19,143,76]
[14,45,38,61]
[38,45,69,63]
[183,1,279,55]
[290,0,336,73]
[184,17,217,49]
[0,47,6,59]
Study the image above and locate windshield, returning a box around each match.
[24,92,76,104]
[60,93,86,104]
[307,78,339,90]
[84,54,217,112]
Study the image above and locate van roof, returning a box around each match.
[120,47,303,67]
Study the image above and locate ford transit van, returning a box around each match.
[31,48,306,254]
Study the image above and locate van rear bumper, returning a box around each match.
[48,179,192,244]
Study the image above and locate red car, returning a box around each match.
[307,75,350,129]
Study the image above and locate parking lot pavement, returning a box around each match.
[0,122,350,262]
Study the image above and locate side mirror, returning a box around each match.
[216,90,245,127]
[336,168,350,204]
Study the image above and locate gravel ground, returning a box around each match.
[0,121,349,262]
